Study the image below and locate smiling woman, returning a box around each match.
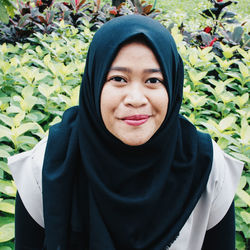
[101,41,168,146]
[8,15,243,250]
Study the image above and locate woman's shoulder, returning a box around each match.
[168,140,244,250]
[8,137,48,228]
[205,140,244,229]
[201,141,244,230]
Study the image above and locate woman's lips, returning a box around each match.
[122,115,150,126]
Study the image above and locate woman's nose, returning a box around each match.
[123,83,148,107]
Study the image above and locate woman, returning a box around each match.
[8,15,243,250]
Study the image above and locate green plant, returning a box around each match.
[0,0,59,44]
[199,0,249,49]
[0,0,16,24]
[0,3,249,248]
[0,0,160,44]
[171,27,249,248]
[0,24,93,247]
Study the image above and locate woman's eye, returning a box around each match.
[110,76,126,83]
[146,78,162,84]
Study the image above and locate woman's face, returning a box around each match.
[100,42,169,146]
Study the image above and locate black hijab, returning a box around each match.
[42,15,213,250]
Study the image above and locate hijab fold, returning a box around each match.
[43,15,213,250]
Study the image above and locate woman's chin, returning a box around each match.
[118,134,152,146]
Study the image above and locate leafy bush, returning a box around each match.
[0,20,249,248]
[0,0,160,44]
[171,26,249,249]
[198,0,249,49]
[0,0,16,24]
[160,0,249,57]
[0,22,92,247]
[0,0,249,248]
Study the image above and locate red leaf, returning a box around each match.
[38,15,47,24]
[209,37,218,46]
[204,26,212,33]
[143,5,152,14]
[109,8,117,15]
[35,0,43,7]
[75,0,79,7]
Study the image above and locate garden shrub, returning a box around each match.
[0,23,92,248]
[0,0,160,44]
[0,1,249,249]
[172,26,250,249]
[0,21,249,249]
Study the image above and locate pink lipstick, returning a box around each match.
[122,115,149,126]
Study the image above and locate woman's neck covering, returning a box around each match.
[42,15,213,250]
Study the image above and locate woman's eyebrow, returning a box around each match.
[109,66,131,72]
[144,68,161,73]
[109,67,161,73]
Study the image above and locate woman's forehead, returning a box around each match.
[109,41,161,72]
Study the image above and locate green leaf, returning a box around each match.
[0,223,14,243]
[20,95,37,112]
[13,111,25,128]
[231,152,249,164]
[0,200,15,214]
[217,137,229,149]
[189,94,207,108]
[0,2,9,24]
[240,211,250,224]
[232,26,244,44]
[235,93,249,108]
[38,84,56,98]
[0,125,11,140]
[237,48,250,61]
[214,55,237,70]
[16,135,38,147]
[235,197,247,208]
[0,162,11,175]
[240,117,250,145]
[220,43,237,59]
[238,176,247,190]
[0,180,16,197]
[236,189,250,207]
[189,52,198,66]
[238,62,249,79]
[0,246,12,250]
[26,111,46,123]
[14,122,39,137]
[0,217,14,228]
[0,150,10,158]
[220,92,235,104]
[0,145,13,154]
[188,70,207,85]
[236,232,246,250]
[21,85,33,98]
[218,116,236,132]
[6,105,21,114]
[0,114,13,128]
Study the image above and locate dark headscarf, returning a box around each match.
[43,15,213,250]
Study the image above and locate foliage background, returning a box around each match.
[0,0,249,249]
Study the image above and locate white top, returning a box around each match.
[8,137,243,250]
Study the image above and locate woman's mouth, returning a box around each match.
[122,115,150,126]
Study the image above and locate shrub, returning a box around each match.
[171,26,249,249]
[0,0,160,44]
[0,23,92,247]
[0,0,249,249]
[0,0,16,24]
[0,21,249,248]
[159,0,249,55]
